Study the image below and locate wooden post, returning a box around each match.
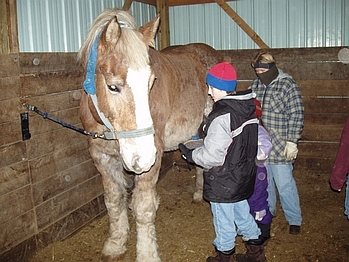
[156,0,170,50]
[0,0,19,54]
[122,0,134,11]
[214,0,269,49]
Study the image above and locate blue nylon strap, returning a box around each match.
[83,32,101,95]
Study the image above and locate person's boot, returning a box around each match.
[235,239,266,262]
[206,247,235,262]
[258,223,271,244]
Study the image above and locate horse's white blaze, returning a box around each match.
[119,66,156,174]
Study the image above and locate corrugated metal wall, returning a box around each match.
[17,0,156,52]
[170,0,349,49]
[17,0,349,52]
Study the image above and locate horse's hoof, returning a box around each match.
[101,254,124,262]
[101,240,127,262]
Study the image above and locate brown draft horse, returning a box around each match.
[78,8,223,262]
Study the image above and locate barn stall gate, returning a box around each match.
[1,1,349,261]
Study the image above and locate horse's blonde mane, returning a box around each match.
[77,8,149,70]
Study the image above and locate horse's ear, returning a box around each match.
[102,17,121,48]
[138,14,160,48]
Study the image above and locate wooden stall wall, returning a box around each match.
[0,53,106,262]
[1,47,348,261]
[220,47,349,173]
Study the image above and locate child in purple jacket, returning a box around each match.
[248,99,273,242]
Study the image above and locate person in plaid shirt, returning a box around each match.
[249,51,304,235]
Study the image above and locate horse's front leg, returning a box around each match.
[88,139,130,261]
[130,157,161,262]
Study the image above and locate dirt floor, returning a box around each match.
[30,164,349,262]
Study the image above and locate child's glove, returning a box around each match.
[178,143,194,163]
[283,141,298,160]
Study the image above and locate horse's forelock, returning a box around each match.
[115,29,149,70]
[78,9,149,71]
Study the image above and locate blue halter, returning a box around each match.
[83,32,101,95]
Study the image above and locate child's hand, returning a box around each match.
[178,143,194,163]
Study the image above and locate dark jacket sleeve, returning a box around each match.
[330,118,349,190]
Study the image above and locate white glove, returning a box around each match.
[255,210,266,221]
[284,141,298,160]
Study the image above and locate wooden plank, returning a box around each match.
[123,0,134,10]
[156,0,170,50]
[29,107,82,135]
[299,80,349,97]
[303,97,348,114]
[214,0,269,49]
[0,97,23,124]
[282,62,349,81]
[298,142,339,158]
[29,140,91,184]
[298,142,338,173]
[0,161,30,196]
[301,125,343,142]
[0,0,8,54]
[0,76,20,101]
[0,142,26,169]
[19,53,82,74]
[304,114,348,126]
[24,91,81,117]
[0,197,104,260]
[36,195,106,248]
[26,125,86,160]
[0,121,21,146]
[172,0,236,5]
[36,176,104,230]
[0,211,36,255]
[20,72,83,97]
[219,47,349,80]
[234,79,349,95]
[233,60,349,81]
[294,156,335,174]
[0,54,19,77]
[32,160,98,206]
[136,0,237,6]
[5,0,19,53]
[0,236,36,262]
[0,186,33,223]
[220,47,346,64]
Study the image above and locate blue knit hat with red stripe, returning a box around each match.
[206,62,237,92]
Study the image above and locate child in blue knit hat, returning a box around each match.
[179,62,267,262]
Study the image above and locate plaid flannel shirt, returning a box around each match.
[249,69,304,164]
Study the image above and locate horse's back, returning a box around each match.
[161,43,223,70]
[150,43,223,151]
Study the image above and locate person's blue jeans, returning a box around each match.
[345,175,349,219]
[266,164,302,226]
[210,201,261,252]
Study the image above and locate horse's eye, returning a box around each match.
[107,84,121,93]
